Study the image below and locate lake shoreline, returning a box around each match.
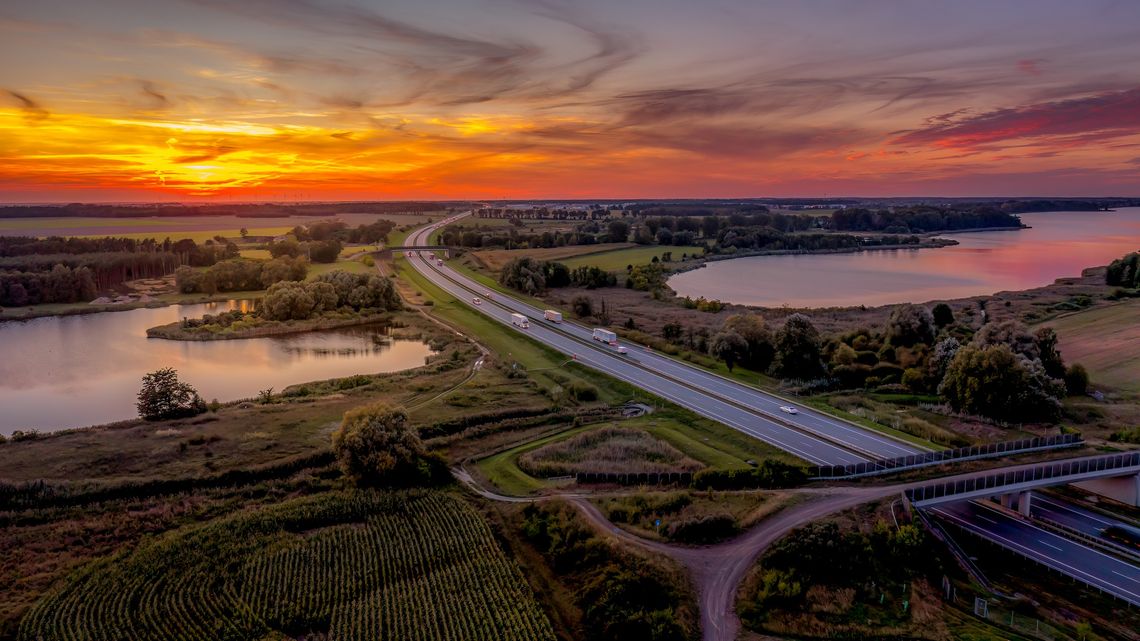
[666,209,1139,309]
[0,291,264,323]
[667,236,962,277]
[146,312,395,341]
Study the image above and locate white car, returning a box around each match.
[779,405,799,415]
[472,297,482,305]
[616,346,628,354]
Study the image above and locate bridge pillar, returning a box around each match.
[1072,472,1140,507]
[1000,493,1013,509]
[1017,491,1032,517]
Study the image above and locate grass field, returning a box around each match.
[305,259,373,280]
[561,245,705,271]
[1047,299,1140,393]
[78,227,294,243]
[18,490,555,641]
[469,243,635,272]
[238,248,272,260]
[476,411,798,496]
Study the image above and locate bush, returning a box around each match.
[692,460,806,490]
[567,381,600,402]
[665,512,737,543]
[1064,363,1090,396]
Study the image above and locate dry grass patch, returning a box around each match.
[517,426,701,477]
[1047,299,1140,393]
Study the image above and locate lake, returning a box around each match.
[667,208,1140,308]
[0,302,435,434]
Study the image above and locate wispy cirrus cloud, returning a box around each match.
[893,87,1140,150]
[3,89,49,123]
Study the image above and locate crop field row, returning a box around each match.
[19,490,555,641]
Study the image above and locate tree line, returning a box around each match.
[830,206,1022,233]
[174,257,307,294]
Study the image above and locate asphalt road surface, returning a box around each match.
[930,499,1140,606]
[404,214,926,466]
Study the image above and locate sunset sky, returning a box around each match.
[2,0,1140,202]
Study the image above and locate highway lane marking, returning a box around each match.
[1037,539,1063,552]
[1112,570,1140,584]
[929,505,1140,603]
[1033,496,1117,527]
[976,514,999,525]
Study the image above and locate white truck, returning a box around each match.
[511,313,530,329]
[592,328,617,345]
[543,309,563,323]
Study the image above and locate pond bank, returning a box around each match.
[146,312,395,341]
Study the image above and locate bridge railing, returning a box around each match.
[905,450,1140,505]
[809,434,1083,480]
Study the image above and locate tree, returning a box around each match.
[268,237,301,258]
[307,239,343,263]
[931,303,954,328]
[571,295,593,318]
[1105,252,1139,287]
[723,314,775,371]
[1034,326,1066,379]
[607,219,630,242]
[701,215,720,238]
[927,336,960,383]
[886,303,935,347]
[331,403,424,485]
[972,320,1039,360]
[239,227,249,239]
[136,368,206,420]
[939,344,1065,423]
[499,256,546,294]
[771,314,825,379]
[261,281,317,320]
[711,330,748,372]
[1065,363,1090,396]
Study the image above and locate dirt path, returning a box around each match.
[455,464,902,641]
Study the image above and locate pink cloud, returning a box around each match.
[893,86,1140,150]
[1017,58,1044,76]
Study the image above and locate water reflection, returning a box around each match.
[668,208,1140,308]
[0,302,434,434]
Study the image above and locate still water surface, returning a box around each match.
[0,301,434,434]
[668,208,1140,308]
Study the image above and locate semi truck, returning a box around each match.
[543,310,563,323]
[592,328,617,345]
[511,313,530,329]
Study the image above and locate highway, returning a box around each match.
[403,213,926,466]
[930,500,1140,606]
[1029,491,1140,545]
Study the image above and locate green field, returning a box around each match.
[238,248,272,260]
[1047,299,1140,393]
[305,259,373,280]
[561,245,705,271]
[477,410,799,496]
[18,490,555,641]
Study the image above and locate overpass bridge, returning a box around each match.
[905,450,1140,513]
[379,245,453,258]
